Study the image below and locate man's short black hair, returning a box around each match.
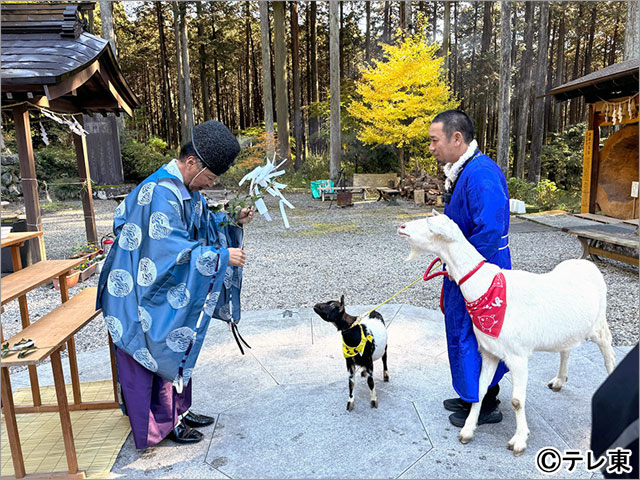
[178,142,203,166]
[432,110,474,144]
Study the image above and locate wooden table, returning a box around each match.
[564,224,639,266]
[376,187,401,205]
[318,185,370,202]
[1,259,118,478]
[1,231,43,272]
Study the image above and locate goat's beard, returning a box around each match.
[404,243,423,262]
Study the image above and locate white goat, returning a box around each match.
[398,211,616,456]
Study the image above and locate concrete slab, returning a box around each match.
[205,382,432,479]
[4,304,622,479]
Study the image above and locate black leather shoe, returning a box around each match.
[448,405,503,428]
[444,384,501,412]
[167,420,204,444]
[443,397,472,412]
[183,411,215,428]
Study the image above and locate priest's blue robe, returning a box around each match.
[97,162,243,448]
[442,152,511,403]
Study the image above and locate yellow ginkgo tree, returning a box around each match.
[349,31,458,176]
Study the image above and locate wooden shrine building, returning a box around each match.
[1,3,139,261]
[549,57,639,221]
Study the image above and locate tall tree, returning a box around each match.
[553,11,566,131]
[99,0,117,53]
[432,2,437,43]
[259,1,275,154]
[98,0,124,135]
[329,0,341,182]
[624,0,640,60]
[244,2,252,129]
[443,1,451,75]
[365,1,371,62]
[249,7,261,126]
[172,2,187,143]
[569,4,584,125]
[196,2,211,122]
[210,10,222,122]
[584,5,597,75]
[383,1,391,44]
[476,1,493,151]
[529,2,550,184]
[291,1,304,170]
[496,1,511,177]
[309,1,319,154]
[178,3,194,135]
[273,1,290,163]
[515,1,534,179]
[156,3,175,145]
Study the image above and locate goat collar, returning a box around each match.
[348,316,362,329]
[443,140,479,192]
[423,257,486,286]
[343,324,373,358]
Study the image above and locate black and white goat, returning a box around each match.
[314,296,389,410]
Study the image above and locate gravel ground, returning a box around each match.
[2,193,638,366]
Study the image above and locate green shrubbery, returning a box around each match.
[120,134,176,183]
[35,145,77,180]
[541,123,585,189]
[507,177,580,212]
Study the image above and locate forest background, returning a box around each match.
[2,1,639,212]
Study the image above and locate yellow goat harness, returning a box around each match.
[342,319,373,358]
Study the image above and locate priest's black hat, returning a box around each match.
[191,121,240,175]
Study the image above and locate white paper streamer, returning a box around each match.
[39,122,49,145]
[279,200,290,228]
[238,154,295,228]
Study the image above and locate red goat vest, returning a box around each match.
[465,272,507,338]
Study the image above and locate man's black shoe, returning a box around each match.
[448,405,503,428]
[444,384,501,412]
[183,411,215,428]
[443,397,472,412]
[167,421,204,444]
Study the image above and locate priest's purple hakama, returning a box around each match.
[115,346,192,449]
[97,159,243,449]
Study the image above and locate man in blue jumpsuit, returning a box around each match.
[428,110,511,427]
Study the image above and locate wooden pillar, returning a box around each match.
[581,104,601,214]
[12,105,43,263]
[589,109,601,213]
[72,115,98,244]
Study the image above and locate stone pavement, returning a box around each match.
[11,304,632,479]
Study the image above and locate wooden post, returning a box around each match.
[108,334,118,402]
[1,367,26,478]
[72,115,98,244]
[59,274,82,405]
[10,244,42,406]
[12,105,43,262]
[590,110,601,213]
[51,349,80,475]
[581,128,594,213]
[582,104,601,214]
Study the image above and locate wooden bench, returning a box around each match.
[1,286,118,478]
[376,187,401,205]
[565,226,639,267]
[318,185,369,202]
[353,173,399,189]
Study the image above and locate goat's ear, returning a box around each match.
[427,216,456,241]
[431,209,441,216]
[339,295,345,309]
